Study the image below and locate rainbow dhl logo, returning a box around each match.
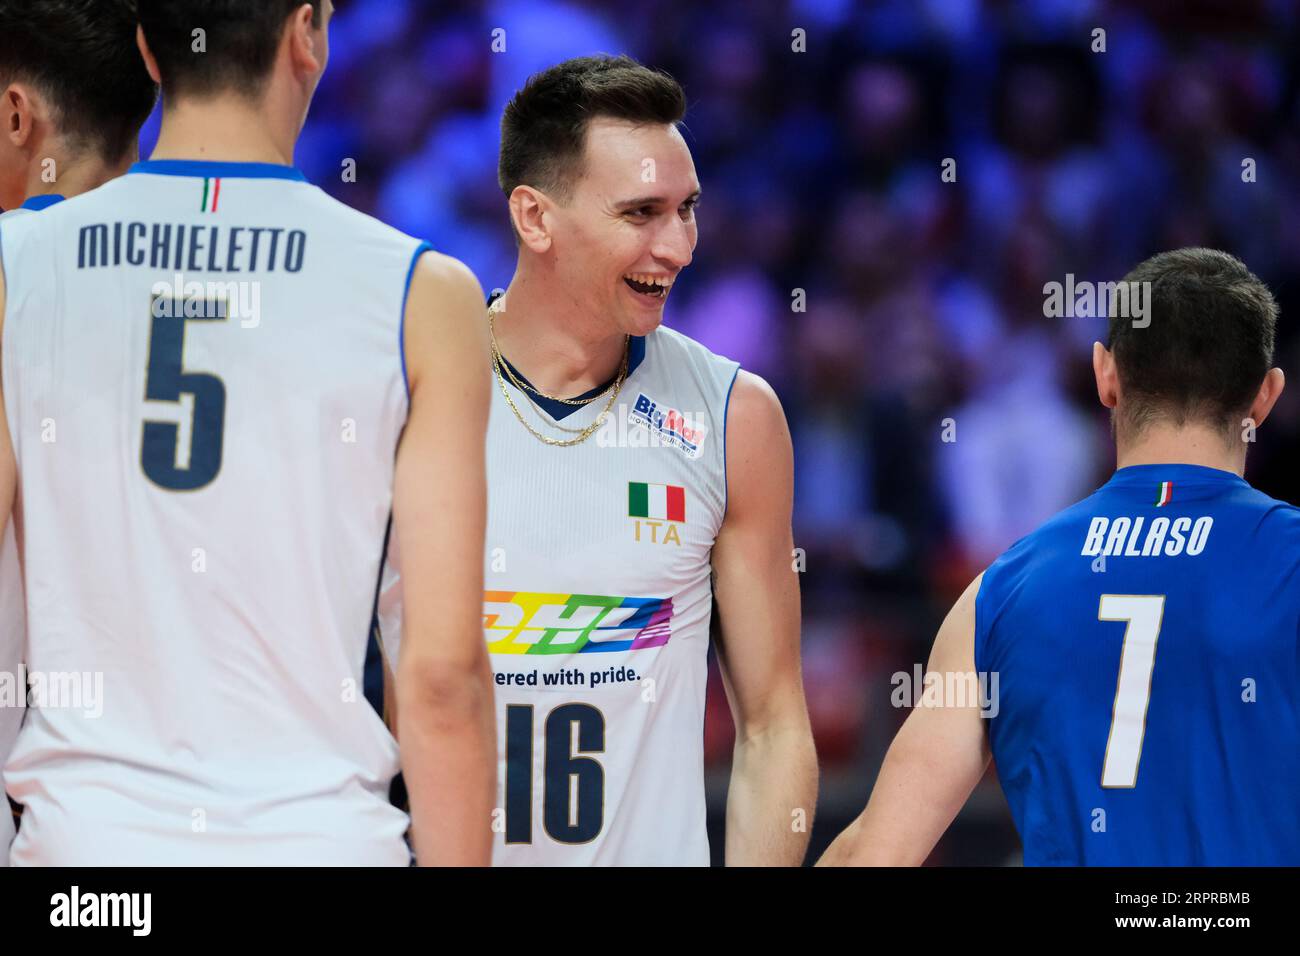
[484,591,673,655]
[629,393,708,458]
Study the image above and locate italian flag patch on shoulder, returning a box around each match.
[1155,480,1173,507]
[629,481,685,522]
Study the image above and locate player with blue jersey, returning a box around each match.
[821,248,1297,866]
[0,0,158,865]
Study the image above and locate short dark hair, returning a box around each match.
[1107,248,1278,434]
[0,0,157,163]
[138,0,320,101]
[499,55,687,201]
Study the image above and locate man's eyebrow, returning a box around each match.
[614,190,703,209]
[615,195,667,209]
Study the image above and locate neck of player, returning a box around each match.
[149,93,299,167]
[1116,421,1246,476]
[493,271,631,398]
[26,146,133,202]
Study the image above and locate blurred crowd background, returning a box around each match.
[144,0,1300,864]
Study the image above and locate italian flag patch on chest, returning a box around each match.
[628,481,685,522]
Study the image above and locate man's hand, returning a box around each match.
[818,574,991,866]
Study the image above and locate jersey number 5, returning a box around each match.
[505,703,605,845]
[1098,594,1165,788]
[141,296,228,491]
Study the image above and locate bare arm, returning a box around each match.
[817,573,991,866]
[712,371,818,866]
[393,251,495,866]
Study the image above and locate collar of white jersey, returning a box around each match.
[20,193,65,211]
[129,159,308,182]
[500,335,648,422]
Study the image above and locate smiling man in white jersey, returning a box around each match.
[0,0,496,865]
[380,55,818,865]
[0,0,158,865]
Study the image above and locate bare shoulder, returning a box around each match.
[950,572,984,619]
[929,572,986,673]
[403,251,489,392]
[726,370,790,449]
[723,370,793,516]
[408,250,484,311]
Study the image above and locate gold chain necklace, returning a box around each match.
[488,300,630,447]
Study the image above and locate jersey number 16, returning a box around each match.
[505,703,605,845]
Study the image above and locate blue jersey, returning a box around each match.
[975,463,1300,866]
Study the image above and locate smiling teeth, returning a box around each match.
[624,273,673,288]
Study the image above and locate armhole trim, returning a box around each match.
[720,364,741,524]
[399,241,435,403]
[972,572,991,686]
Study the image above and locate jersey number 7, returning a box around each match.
[1098,594,1166,788]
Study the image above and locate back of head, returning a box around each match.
[0,0,158,166]
[498,54,687,204]
[1107,247,1278,438]
[137,0,320,102]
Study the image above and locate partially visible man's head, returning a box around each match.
[0,0,157,210]
[500,54,687,203]
[500,55,699,337]
[1103,248,1279,442]
[137,0,330,104]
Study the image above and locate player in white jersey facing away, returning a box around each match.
[379,55,818,865]
[0,0,496,865]
[0,0,159,865]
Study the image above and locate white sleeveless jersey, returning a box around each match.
[0,161,422,865]
[381,323,739,865]
[0,204,36,863]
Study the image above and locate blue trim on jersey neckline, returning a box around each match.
[129,159,308,181]
[20,194,65,211]
[500,337,646,421]
[1107,463,1246,486]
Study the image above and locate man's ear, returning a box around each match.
[287,4,326,81]
[1244,367,1286,431]
[1093,341,1119,410]
[136,25,163,85]
[2,84,37,150]
[509,185,553,254]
